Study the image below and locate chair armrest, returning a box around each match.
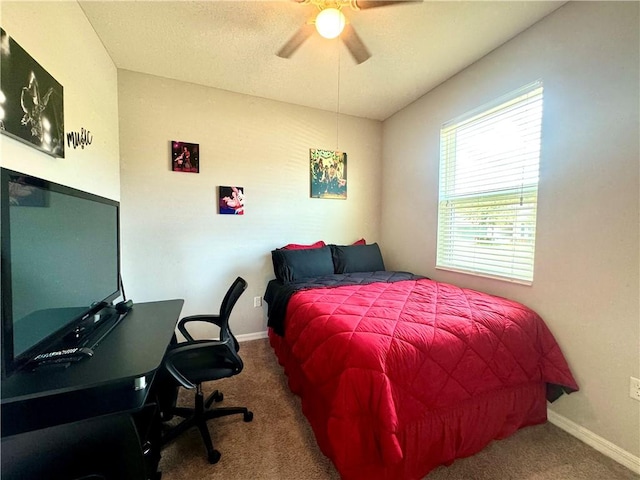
[163,352,195,389]
[177,314,223,342]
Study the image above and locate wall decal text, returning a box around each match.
[66,128,93,149]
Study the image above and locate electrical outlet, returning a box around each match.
[630,376,640,402]
[253,296,262,308]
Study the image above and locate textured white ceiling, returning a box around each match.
[79,0,566,121]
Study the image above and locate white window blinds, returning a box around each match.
[436,81,544,284]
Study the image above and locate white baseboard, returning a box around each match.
[236,330,268,342]
[547,410,640,475]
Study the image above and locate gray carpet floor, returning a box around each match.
[158,338,639,480]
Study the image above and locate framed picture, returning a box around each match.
[310,148,347,199]
[171,140,199,173]
[218,186,244,215]
[0,29,65,158]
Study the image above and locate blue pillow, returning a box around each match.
[331,243,386,274]
[271,246,335,283]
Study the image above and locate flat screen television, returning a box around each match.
[0,168,121,379]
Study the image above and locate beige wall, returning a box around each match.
[117,70,383,336]
[0,1,120,199]
[381,1,639,462]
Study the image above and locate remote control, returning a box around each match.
[32,347,94,365]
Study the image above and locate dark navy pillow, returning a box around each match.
[331,243,386,274]
[271,246,335,283]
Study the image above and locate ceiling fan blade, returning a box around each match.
[355,0,422,9]
[341,24,371,65]
[277,23,315,58]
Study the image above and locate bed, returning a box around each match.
[264,242,578,480]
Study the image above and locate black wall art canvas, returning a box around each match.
[0,29,65,158]
[171,140,199,173]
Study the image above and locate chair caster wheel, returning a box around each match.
[208,449,221,464]
[244,411,254,422]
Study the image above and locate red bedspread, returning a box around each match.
[269,277,578,480]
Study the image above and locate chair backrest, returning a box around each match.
[219,277,247,344]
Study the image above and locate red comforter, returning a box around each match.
[268,277,578,480]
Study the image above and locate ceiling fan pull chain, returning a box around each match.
[336,41,341,150]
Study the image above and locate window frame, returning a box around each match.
[435,81,544,285]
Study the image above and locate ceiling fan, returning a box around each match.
[277,0,420,65]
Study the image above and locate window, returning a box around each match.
[436,81,543,284]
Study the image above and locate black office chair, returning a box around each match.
[160,276,253,464]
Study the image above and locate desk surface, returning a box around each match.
[1,299,183,436]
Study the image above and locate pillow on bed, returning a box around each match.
[352,238,366,245]
[331,243,386,274]
[281,240,326,250]
[271,245,335,283]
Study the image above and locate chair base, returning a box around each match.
[160,387,253,464]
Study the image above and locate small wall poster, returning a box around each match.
[171,140,199,173]
[218,186,244,215]
[0,28,65,158]
[310,148,347,199]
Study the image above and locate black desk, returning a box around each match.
[1,299,184,480]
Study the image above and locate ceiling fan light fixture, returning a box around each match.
[315,8,346,39]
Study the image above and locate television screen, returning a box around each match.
[1,168,121,378]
